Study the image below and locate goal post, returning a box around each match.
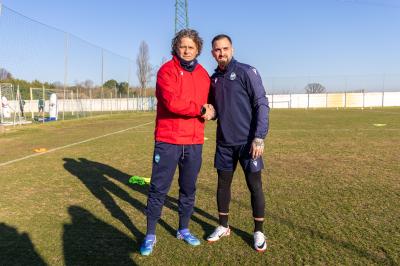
[0,83,16,125]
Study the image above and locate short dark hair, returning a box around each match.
[171,28,203,57]
[211,34,232,46]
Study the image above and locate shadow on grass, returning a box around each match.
[267,212,397,265]
[63,158,191,239]
[199,183,397,263]
[63,158,255,256]
[63,158,147,240]
[0,222,47,266]
[62,158,235,243]
[63,205,137,266]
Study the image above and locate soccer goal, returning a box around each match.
[1,83,32,126]
[0,83,16,125]
[29,87,61,122]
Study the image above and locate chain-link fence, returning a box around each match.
[1,3,400,124]
[0,4,155,124]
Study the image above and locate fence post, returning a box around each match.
[76,88,80,119]
[89,89,92,116]
[326,92,328,108]
[362,91,365,109]
[382,91,384,107]
[271,94,274,109]
[30,87,33,119]
[344,92,347,108]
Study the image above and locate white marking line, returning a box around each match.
[0,121,154,167]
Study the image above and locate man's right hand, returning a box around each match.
[201,104,216,120]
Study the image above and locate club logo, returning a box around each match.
[214,78,218,83]
[154,154,160,163]
[230,72,236,80]
[253,160,258,167]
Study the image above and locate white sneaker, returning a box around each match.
[254,231,267,252]
[207,225,231,242]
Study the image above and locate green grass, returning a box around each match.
[0,108,399,265]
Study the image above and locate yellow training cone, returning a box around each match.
[33,148,47,153]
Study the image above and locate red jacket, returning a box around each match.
[155,56,210,144]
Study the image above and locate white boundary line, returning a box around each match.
[0,121,154,167]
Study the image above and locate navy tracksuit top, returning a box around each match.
[210,58,270,146]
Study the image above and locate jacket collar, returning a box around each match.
[173,55,198,72]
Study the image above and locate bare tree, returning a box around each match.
[305,83,326,94]
[136,41,153,95]
[160,56,168,66]
[83,79,94,89]
[0,68,12,80]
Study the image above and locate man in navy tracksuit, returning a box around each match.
[205,34,270,252]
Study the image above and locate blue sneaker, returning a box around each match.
[176,229,200,246]
[140,235,156,256]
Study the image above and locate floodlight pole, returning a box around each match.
[175,0,189,33]
[101,49,104,112]
[63,33,69,120]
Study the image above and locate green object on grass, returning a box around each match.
[129,175,151,186]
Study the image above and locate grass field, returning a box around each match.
[0,108,399,265]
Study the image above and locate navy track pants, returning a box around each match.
[146,141,202,235]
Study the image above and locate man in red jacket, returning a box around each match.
[140,29,213,256]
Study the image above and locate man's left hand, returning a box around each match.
[250,138,264,160]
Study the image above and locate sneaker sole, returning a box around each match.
[255,243,267,252]
[207,228,231,243]
[177,235,201,246]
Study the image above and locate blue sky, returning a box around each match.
[0,0,399,92]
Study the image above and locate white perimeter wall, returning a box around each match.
[268,92,400,108]
[4,92,400,114]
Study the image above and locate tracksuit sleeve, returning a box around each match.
[156,67,202,117]
[245,68,270,139]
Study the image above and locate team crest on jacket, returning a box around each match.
[214,78,218,83]
[230,72,236,80]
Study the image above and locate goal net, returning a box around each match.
[0,83,17,124]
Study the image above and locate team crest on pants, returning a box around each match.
[154,154,160,163]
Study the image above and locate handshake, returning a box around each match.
[201,104,216,121]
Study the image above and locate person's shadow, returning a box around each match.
[63,157,255,248]
[63,205,136,266]
[62,158,252,241]
[0,222,47,266]
[63,158,147,240]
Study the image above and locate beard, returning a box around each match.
[218,57,231,68]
